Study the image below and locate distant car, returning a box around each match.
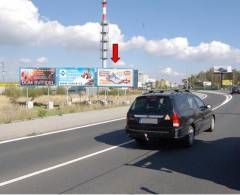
[125,90,215,147]
[231,86,240,94]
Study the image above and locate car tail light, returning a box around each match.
[172,112,180,128]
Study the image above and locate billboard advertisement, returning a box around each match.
[97,68,134,87]
[222,80,233,86]
[213,66,232,73]
[57,68,95,86]
[20,68,56,86]
[203,81,212,87]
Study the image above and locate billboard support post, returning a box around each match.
[48,86,50,96]
[26,87,29,99]
[86,87,89,101]
[104,88,107,100]
[66,86,69,105]
[117,88,120,105]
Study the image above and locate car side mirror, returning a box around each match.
[207,105,212,109]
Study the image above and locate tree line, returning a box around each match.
[187,68,240,89]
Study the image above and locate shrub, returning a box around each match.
[3,88,24,99]
[56,86,66,95]
[3,87,53,99]
[38,108,47,118]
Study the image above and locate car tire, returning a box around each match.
[184,126,195,147]
[208,116,215,132]
[134,138,147,145]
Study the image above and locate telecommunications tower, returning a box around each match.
[100,0,109,68]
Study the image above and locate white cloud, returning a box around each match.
[113,60,133,68]
[114,60,127,66]
[120,36,146,50]
[160,67,183,76]
[0,0,240,66]
[0,0,123,50]
[144,37,240,64]
[36,56,48,65]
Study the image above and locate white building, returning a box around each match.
[138,73,149,88]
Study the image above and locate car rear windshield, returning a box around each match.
[130,96,172,115]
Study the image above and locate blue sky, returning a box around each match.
[33,0,240,43]
[1,0,240,82]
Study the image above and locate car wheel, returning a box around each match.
[134,138,147,145]
[208,116,215,132]
[184,126,195,147]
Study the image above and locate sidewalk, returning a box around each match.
[0,106,129,141]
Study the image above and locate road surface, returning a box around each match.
[0,92,239,193]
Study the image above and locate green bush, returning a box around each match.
[56,86,66,95]
[3,87,54,99]
[38,108,47,118]
[3,88,24,99]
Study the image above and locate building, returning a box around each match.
[138,72,149,87]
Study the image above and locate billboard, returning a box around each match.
[20,68,56,86]
[203,81,212,87]
[222,80,233,86]
[57,68,95,86]
[213,66,232,73]
[97,68,134,87]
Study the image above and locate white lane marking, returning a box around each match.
[198,90,232,110]
[212,94,232,111]
[0,140,134,187]
[0,117,125,145]
[0,92,232,188]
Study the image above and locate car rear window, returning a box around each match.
[130,96,172,115]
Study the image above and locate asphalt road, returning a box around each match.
[0,92,239,193]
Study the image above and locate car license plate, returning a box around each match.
[140,118,158,124]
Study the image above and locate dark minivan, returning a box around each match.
[125,90,215,147]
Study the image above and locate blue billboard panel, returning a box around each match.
[57,68,95,86]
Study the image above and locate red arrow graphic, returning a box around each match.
[111,43,120,63]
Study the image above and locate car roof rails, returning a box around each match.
[143,89,191,95]
[142,89,165,95]
[173,89,191,93]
